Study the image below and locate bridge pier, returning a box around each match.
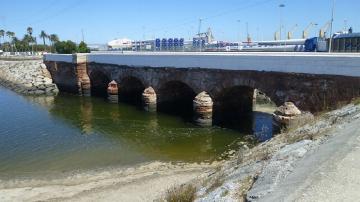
[81,77,91,96]
[193,91,213,127]
[142,87,157,112]
[75,54,91,96]
[107,80,119,103]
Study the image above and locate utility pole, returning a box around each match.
[198,18,202,36]
[246,22,250,43]
[81,29,85,42]
[329,0,335,53]
[344,19,348,32]
[198,18,202,52]
[279,4,285,42]
[237,20,241,43]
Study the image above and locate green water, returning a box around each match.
[0,86,272,178]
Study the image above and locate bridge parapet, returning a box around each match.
[45,52,360,77]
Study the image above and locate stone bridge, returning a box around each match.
[44,52,360,126]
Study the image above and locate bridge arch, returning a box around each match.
[157,80,196,118]
[89,70,111,97]
[118,76,146,105]
[213,85,256,130]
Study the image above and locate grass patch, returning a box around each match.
[353,98,360,105]
[165,184,197,202]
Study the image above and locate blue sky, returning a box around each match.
[1,0,359,44]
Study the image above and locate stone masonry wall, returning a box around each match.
[0,60,59,95]
[87,63,360,112]
[45,60,360,113]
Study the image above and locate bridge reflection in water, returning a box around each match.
[48,92,274,156]
[0,86,274,178]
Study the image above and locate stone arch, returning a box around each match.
[213,85,255,130]
[157,80,196,118]
[118,76,146,105]
[89,70,111,97]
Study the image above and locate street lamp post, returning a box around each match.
[198,18,203,52]
[328,0,335,53]
[246,22,250,43]
[279,4,285,42]
[279,4,286,52]
[237,20,241,43]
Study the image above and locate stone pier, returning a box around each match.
[142,87,157,112]
[107,80,119,103]
[75,54,91,96]
[193,91,213,126]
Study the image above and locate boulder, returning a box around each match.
[43,77,52,85]
[273,102,314,129]
[34,90,45,95]
[275,102,301,116]
[40,63,47,69]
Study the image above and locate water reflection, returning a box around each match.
[0,86,274,177]
[46,94,245,163]
[253,112,274,142]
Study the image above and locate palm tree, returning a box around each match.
[40,30,48,46]
[6,31,15,52]
[0,29,4,48]
[49,34,59,44]
[27,27,33,37]
[49,34,59,52]
[27,27,33,53]
[11,36,18,52]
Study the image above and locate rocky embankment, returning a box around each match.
[167,103,360,202]
[0,59,58,95]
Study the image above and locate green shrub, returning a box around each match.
[77,41,90,53]
[55,40,77,54]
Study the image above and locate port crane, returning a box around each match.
[287,24,298,40]
[319,21,331,38]
[302,23,317,39]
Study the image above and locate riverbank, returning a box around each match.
[0,161,217,202]
[0,59,58,95]
[164,102,360,201]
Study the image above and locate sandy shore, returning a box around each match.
[0,161,217,202]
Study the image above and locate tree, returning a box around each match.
[6,31,14,51]
[0,29,4,48]
[49,34,59,44]
[49,34,59,52]
[27,27,33,37]
[11,37,19,52]
[40,30,48,46]
[77,41,90,53]
[27,27,34,52]
[55,40,77,54]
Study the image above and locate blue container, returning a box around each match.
[179,38,184,46]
